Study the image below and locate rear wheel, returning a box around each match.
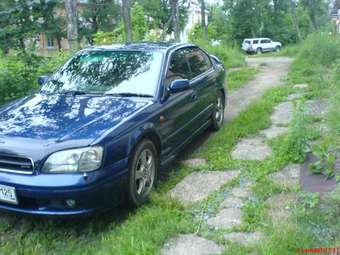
[256,48,262,54]
[211,92,225,131]
[127,139,158,207]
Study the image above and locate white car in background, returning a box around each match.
[242,38,282,54]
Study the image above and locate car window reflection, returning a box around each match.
[42,50,163,96]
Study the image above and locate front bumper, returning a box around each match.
[0,164,128,216]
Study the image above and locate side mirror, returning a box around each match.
[168,79,190,93]
[38,75,50,86]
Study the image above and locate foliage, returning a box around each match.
[78,0,120,44]
[327,62,340,146]
[0,0,67,53]
[193,39,246,68]
[196,0,330,45]
[286,101,310,162]
[131,3,147,41]
[0,0,39,53]
[0,52,69,105]
[140,0,188,37]
[310,138,336,178]
[92,29,124,45]
[227,67,259,91]
[297,32,340,67]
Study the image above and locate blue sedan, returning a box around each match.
[0,43,226,216]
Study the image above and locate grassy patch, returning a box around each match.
[199,86,292,170]
[227,67,259,92]
[100,196,193,255]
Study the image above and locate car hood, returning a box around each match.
[0,93,151,143]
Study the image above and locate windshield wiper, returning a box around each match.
[104,92,153,98]
[60,90,101,96]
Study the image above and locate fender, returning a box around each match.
[127,122,161,157]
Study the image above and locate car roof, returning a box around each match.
[244,38,270,40]
[86,42,196,52]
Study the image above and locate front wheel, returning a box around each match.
[211,92,225,131]
[275,46,281,52]
[127,139,158,207]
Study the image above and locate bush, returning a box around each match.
[297,32,340,67]
[194,39,246,68]
[0,52,69,105]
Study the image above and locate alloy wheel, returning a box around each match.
[134,148,155,197]
[215,96,224,126]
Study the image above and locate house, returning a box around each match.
[37,0,89,56]
[180,0,209,42]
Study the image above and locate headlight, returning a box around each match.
[42,146,103,173]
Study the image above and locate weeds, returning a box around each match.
[227,67,259,91]
[310,138,336,178]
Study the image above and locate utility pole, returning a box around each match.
[65,0,79,51]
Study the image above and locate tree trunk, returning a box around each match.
[290,0,302,41]
[170,0,180,42]
[122,0,132,42]
[65,0,79,51]
[56,36,62,51]
[19,37,26,53]
[200,0,208,40]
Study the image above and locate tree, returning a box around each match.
[139,0,187,40]
[170,0,180,41]
[65,0,79,51]
[290,0,302,41]
[122,0,132,42]
[34,0,66,51]
[0,0,39,53]
[300,0,328,30]
[79,0,120,44]
[131,3,147,41]
[200,0,208,40]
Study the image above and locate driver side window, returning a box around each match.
[164,48,191,87]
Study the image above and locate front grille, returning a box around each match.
[0,154,34,174]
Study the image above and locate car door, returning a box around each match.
[252,39,259,50]
[260,39,270,52]
[158,48,199,157]
[186,47,216,128]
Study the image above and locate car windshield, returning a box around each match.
[41,50,163,96]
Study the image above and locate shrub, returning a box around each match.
[0,52,69,105]
[194,39,246,68]
[297,32,340,67]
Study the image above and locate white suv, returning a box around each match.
[242,38,282,54]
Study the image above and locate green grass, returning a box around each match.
[198,86,292,170]
[227,67,259,91]
[1,33,339,254]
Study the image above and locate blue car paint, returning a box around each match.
[0,43,226,216]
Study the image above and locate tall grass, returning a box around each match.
[288,31,340,154]
[194,39,246,68]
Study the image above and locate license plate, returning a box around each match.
[0,184,18,205]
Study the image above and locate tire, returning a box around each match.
[127,139,158,207]
[211,92,225,131]
[256,48,262,54]
[275,46,281,52]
